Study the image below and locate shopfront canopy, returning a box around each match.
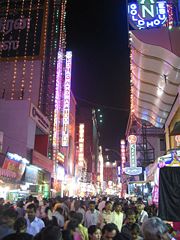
[130,28,180,128]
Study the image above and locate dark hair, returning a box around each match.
[67,219,79,232]
[56,206,63,214]
[126,209,136,217]
[68,211,76,220]
[130,223,140,233]
[113,201,122,208]
[88,225,101,235]
[74,212,83,224]
[14,217,27,233]
[105,201,112,206]
[35,226,62,240]
[89,201,96,205]
[26,203,37,212]
[3,207,18,219]
[102,223,119,235]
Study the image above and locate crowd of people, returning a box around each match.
[0,195,179,240]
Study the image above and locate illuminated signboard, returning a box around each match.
[121,139,126,174]
[125,135,142,175]
[62,51,72,147]
[78,124,85,168]
[128,0,168,29]
[53,51,63,158]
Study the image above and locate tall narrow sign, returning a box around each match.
[62,51,72,147]
[125,135,142,175]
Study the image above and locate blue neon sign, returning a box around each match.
[128,0,168,29]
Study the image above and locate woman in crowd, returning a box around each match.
[88,225,102,240]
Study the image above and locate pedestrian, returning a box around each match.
[75,212,89,240]
[52,206,64,228]
[121,210,137,239]
[0,207,18,240]
[136,202,148,225]
[34,226,62,240]
[2,217,33,240]
[129,223,143,240]
[26,203,45,236]
[101,223,119,240]
[112,201,124,232]
[88,225,101,240]
[98,201,113,228]
[142,217,173,240]
[85,201,100,228]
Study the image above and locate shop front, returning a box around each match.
[31,150,53,198]
[0,152,29,201]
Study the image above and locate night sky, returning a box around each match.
[66,0,130,154]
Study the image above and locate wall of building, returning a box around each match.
[0,61,42,106]
[0,100,36,157]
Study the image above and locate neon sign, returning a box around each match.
[128,0,168,29]
[62,51,72,147]
[53,51,63,157]
[78,124,85,168]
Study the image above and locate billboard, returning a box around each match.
[0,0,44,58]
[78,123,85,168]
[128,0,168,29]
[62,51,72,147]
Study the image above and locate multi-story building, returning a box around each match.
[0,0,75,197]
[76,107,100,184]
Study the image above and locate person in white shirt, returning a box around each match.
[112,201,124,232]
[52,206,64,228]
[98,201,113,229]
[26,203,45,236]
[85,201,100,228]
[136,202,148,225]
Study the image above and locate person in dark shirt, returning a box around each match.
[121,210,137,239]
[2,217,33,240]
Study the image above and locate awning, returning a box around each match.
[130,28,180,128]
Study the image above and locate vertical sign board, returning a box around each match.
[125,135,142,175]
[62,51,72,147]
[53,51,63,158]
[128,0,168,29]
[78,124,85,168]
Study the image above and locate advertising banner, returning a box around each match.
[32,150,53,173]
[2,157,26,180]
[0,0,44,58]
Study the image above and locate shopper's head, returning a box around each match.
[89,201,96,212]
[88,225,102,240]
[26,203,36,221]
[2,207,18,227]
[113,201,122,213]
[105,201,112,212]
[136,202,145,213]
[102,223,119,240]
[142,217,171,240]
[35,226,62,240]
[130,223,141,240]
[74,212,83,224]
[14,217,27,233]
[126,210,136,225]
